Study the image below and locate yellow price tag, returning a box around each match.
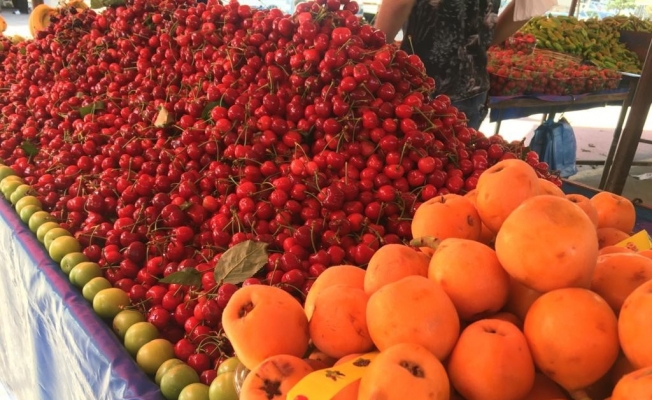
[287,352,379,400]
[615,230,652,252]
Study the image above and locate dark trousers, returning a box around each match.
[451,91,489,131]
[13,0,29,13]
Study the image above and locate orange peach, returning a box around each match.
[566,194,599,228]
[411,194,482,243]
[428,238,509,321]
[590,191,636,234]
[447,319,535,400]
[366,275,459,361]
[239,354,313,399]
[364,244,430,295]
[222,285,309,370]
[475,159,540,233]
[308,284,374,359]
[358,343,450,399]
[304,265,364,321]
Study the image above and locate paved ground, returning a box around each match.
[2,10,652,204]
[0,10,30,37]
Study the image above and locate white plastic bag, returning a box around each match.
[514,0,558,21]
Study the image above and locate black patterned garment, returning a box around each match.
[400,0,501,102]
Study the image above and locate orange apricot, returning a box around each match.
[612,367,652,400]
[538,178,565,197]
[597,227,631,249]
[366,275,460,361]
[599,245,635,256]
[488,311,523,330]
[447,319,535,400]
[495,195,599,292]
[239,354,313,399]
[357,343,450,400]
[590,191,636,234]
[364,244,430,295]
[222,285,310,370]
[639,249,652,260]
[464,189,496,245]
[428,238,509,321]
[503,278,542,322]
[475,159,540,233]
[590,252,652,314]
[522,373,570,400]
[411,194,482,243]
[565,194,599,228]
[308,284,374,359]
[304,265,364,321]
[618,280,652,369]
[524,288,619,392]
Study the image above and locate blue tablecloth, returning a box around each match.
[0,198,163,400]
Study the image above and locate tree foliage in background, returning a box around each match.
[607,0,636,14]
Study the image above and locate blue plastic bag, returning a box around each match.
[529,117,578,178]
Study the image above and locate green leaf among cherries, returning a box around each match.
[201,100,224,121]
[21,141,38,157]
[159,268,202,287]
[215,240,269,285]
[89,0,125,9]
[79,101,105,117]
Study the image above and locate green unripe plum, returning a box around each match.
[160,364,200,400]
[124,322,159,357]
[92,288,131,320]
[82,277,112,302]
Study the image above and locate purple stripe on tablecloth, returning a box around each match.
[0,198,163,400]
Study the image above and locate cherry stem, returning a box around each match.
[409,236,442,251]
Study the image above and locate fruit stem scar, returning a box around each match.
[399,361,425,378]
[260,378,282,399]
[238,301,254,318]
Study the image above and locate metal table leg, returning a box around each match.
[494,109,503,136]
[598,77,639,189]
[604,41,652,195]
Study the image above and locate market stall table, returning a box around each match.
[0,196,163,400]
[488,75,648,190]
[0,179,649,400]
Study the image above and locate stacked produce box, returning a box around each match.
[488,41,622,97]
[488,14,652,97]
[522,15,642,73]
[0,1,651,400]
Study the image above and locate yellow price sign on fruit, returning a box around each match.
[287,352,379,400]
[615,230,652,252]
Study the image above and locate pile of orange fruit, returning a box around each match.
[220,159,652,400]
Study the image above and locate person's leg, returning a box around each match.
[451,91,489,131]
[13,0,28,14]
